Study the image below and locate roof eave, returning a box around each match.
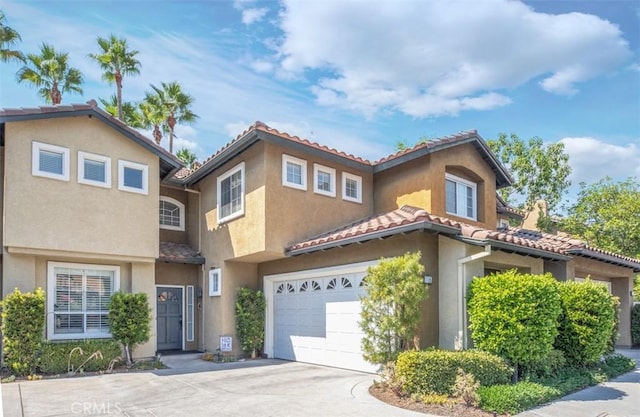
[566,248,640,273]
[286,220,459,256]
[457,236,572,261]
[157,257,206,265]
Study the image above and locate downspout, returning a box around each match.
[184,187,205,351]
[456,245,491,350]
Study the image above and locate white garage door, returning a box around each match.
[268,264,377,373]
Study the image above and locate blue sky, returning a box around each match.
[1,0,639,207]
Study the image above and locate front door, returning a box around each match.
[157,287,183,351]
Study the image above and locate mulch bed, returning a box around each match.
[369,384,506,417]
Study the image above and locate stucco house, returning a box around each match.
[1,101,638,373]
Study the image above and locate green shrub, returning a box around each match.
[235,287,266,359]
[360,252,427,365]
[554,280,616,366]
[632,303,640,346]
[39,340,122,374]
[1,288,45,376]
[478,382,560,414]
[599,353,636,378]
[395,349,512,395]
[467,270,562,380]
[520,349,566,379]
[108,292,151,366]
[605,297,620,354]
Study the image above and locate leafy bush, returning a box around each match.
[632,303,640,346]
[235,287,266,358]
[39,340,122,374]
[520,349,566,379]
[452,369,479,407]
[395,349,512,395]
[478,382,560,414]
[554,280,616,366]
[467,270,562,380]
[606,296,620,354]
[599,353,636,378]
[360,252,427,365]
[1,288,45,376]
[108,292,151,365]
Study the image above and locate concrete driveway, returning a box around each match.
[1,355,425,417]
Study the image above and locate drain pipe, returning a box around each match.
[456,245,491,350]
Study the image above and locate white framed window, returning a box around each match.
[78,151,111,188]
[282,154,307,190]
[159,196,185,231]
[313,164,336,197]
[186,285,195,342]
[32,141,70,181]
[118,160,148,195]
[342,172,362,203]
[445,173,477,220]
[209,268,222,296]
[47,262,120,340]
[217,162,245,223]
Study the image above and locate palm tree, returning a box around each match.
[88,35,140,120]
[176,148,198,169]
[0,10,24,63]
[16,43,83,104]
[147,81,198,153]
[99,95,142,128]
[138,95,166,145]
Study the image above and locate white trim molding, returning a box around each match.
[282,154,307,191]
[118,159,149,195]
[159,196,186,231]
[342,171,362,204]
[78,151,111,188]
[32,141,70,181]
[313,163,336,197]
[217,162,245,224]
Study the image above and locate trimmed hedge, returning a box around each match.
[39,340,122,374]
[555,281,616,366]
[395,349,512,395]
[632,303,640,346]
[520,349,566,379]
[478,382,560,414]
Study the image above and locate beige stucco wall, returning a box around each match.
[3,117,159,260]
[374,143,498,229]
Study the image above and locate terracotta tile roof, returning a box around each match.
[174,167,192,179]
[374,130,479,165]
[158,241,205,264]
[287,205,640,271]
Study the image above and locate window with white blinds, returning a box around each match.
[78,151,111,188]
[32,141,70,181]
[47,262,120,340]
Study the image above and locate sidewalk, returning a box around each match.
[516,348,640,417]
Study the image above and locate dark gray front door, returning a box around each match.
[157,287,183,351]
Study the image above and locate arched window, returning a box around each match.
[159,196,185,231]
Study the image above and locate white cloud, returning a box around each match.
[560,137,640,185]
[242,8,268,25]
[274,0,632,117]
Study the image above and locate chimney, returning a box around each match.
[522,200,548,231]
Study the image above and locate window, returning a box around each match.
[313,164,336,197]
[47,262,120,340]
[186,285,194,342]
[282,154,307,190]
[159,196,185,231]
[118,160,148,194]
[445,173,477,220]
[209,268,222,296]
[32,141,69,181]
[217,162,245,223]
[342,172,362,203]
[78,151,111,188]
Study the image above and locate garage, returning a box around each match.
[264,261,378,373]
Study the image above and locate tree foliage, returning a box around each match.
[561,177,640,258]
[17,43,83,104]
[108,292,151,366]
[89,34,140,120]
[176,147,198,169]
[1,288,45,376]
[359,252,427,366]
[235,287,266,359]
[487,133,571,212]
[0,10,24,63]
[99,95,142,127]
[467,270,562,381]
[554,280,617,366]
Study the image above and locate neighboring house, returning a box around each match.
[1,102,638,373]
